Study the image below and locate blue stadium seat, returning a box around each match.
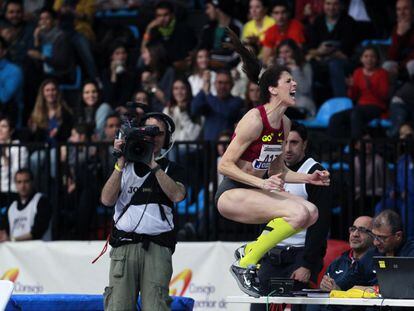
[128,25,140,39]
[300,97,353,128]
[176,189,205,215]
[95,9,139,18]
[361,37,392,47]
[321,161,350,171]
[369,118,392,128]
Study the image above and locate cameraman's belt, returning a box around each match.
[110,228,176,252]
[110,229,151,250]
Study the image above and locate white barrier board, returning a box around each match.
[0,241,249,310]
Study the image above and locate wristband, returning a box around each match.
[114,162,123,172]
[151,164,162,174]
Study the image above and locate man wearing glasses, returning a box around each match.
[370,209,414,257]
[319,216,375,293]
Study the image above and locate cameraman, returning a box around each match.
[101,113,186,311]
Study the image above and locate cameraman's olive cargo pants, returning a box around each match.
[104,242,173,311]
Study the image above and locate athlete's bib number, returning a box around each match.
[252,144,282,170]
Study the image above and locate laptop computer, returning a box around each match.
[374,256,414,299]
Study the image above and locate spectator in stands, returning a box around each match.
[328,46,389,139]
[294,0,324,25]
[53,0,98,81]
[191,70,243,141]
[0,115,28,206]
[139,42,174,111]
[188,48,217,97]
[375,123,414,239]
[388,66,414,137]
[27,7,76,83]
[262,1,306,65]
[53,0,96,42]
[387,0,414,72]
[243,81,261,113]
[0,168,51,242]
[0,36,23,127]
[141,0,196,65]
[101,113,186,311]
[99,112,121,178]
[251,122,331,310]
[76,81,112,139]
[242,0,275,47]
[216,129,232,185]
[0,0,34,65]
[306,0,357,98]
[29,79,73,143]
[274,39,315,118]
[101,42,136,109]
[61,123,100,239]
[198,0,243,68]
[353,131,386,215]
[317,216,374,295]
[102,113,121,143]
[133,89,150,106]
[163,78,202,142]
[231,43,260,99]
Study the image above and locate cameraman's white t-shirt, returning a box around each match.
[113,163,174,235]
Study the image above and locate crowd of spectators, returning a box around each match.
[0,0,414,239]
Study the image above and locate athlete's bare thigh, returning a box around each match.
[217,188,307,224]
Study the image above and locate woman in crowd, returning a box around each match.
[101,42,136,108]
[242,0,275,46]
[328,46,389,139]
[188,48,216,96]
[163,79,202,142]
[140,42,175,111]
[243,81,261,114]
[76,81,112,139]
[29,79,73,143]
[274,39,315,119]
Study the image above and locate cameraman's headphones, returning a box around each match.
[140,112,175,149]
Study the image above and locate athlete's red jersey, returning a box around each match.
[236,105,284,170]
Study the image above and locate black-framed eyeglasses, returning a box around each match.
[348,226,372,235]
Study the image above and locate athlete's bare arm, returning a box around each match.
[218,109,265,188]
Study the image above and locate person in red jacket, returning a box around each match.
[328,46,389,139]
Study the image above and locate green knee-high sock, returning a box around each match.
[239,218,301,268]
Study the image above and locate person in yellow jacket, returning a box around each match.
[242,0,275,47]
[53,0,96,42]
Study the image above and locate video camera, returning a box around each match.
[113,102,159,164]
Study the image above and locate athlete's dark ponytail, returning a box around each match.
[224,28,289,104]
